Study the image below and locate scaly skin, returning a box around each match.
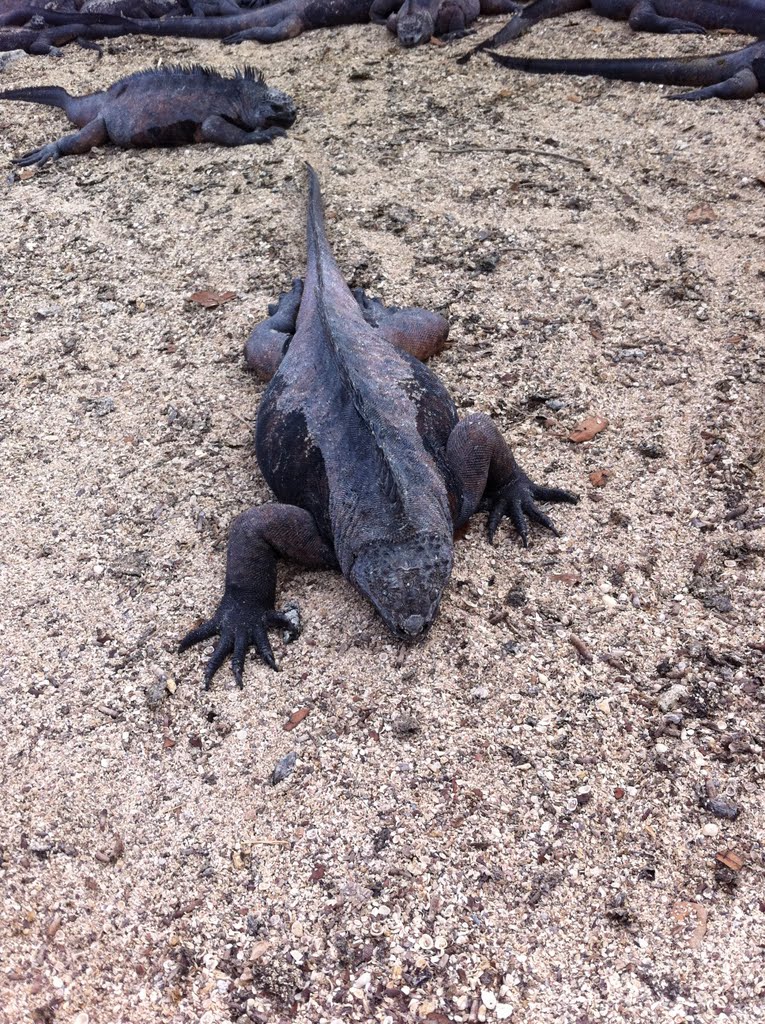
[0,65,296,167]
[487,39,765,99]
[180,166,578,687]
[458,0,765,63]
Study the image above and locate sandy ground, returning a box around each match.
[1,13,764,1024]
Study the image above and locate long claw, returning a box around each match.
[487,499,506,544]
[532,485,579,505]
[253,627,277,671]
[204,634,235,689]
[179,619,218,653]
[524,503,558,535]
[231,632,248,688]
[507,499,529,547]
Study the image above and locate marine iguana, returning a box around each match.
[180,166,578,686]
[487,38,765,98]
[373,0,521,48]
[458,0,765,64]
[0,65,296,167]
[0,0,239,27]
[12,0,521,49]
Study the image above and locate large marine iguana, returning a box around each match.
[0,65,296,167]
[180,166,578,686]
[458,0,765,64]
[10,0,521,49]
[487,38,765,98]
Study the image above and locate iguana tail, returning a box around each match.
[0,86,73,110]
[305,163,339,279]
[486,50,729,88]
[302,164,410,513]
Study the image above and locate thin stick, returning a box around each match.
[433,145,590,169]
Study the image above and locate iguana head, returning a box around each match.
[351,533,453,640]
[259,86,297,129]
[237,68,297,129]
[396,9,435,47]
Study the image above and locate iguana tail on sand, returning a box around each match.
[458,0,765,64]
[487,39,765,99]
[0,65,296,167]
[180,165,578,687]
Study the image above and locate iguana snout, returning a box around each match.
[396,9,435,47]
[262,87,297,128]
[351,533,452,640]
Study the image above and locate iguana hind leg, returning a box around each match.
[223,14,303,42]
[628,0,706,33]
[351,287,449,360]
[12,116,108,167]
[447,412,578,544]
[377,309,449,360]
[669,68,759,100]
[245,279,304,380]
[180,504,336,686]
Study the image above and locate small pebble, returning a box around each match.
[271,751,296,785]
[702,823,719,837]
[481,990,497,1010]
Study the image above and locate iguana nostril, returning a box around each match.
[403,614,425,635]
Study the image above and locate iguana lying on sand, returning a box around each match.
[6,0,521,49]
[0,0,238,27]
[180,166,578,686]
[487,39,765,99]
[458,0,765,63]
[0,65,295,167]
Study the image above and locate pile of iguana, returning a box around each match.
[458,0,765,63]
[487,39,765,99]
[0,65,296,165]
[179,166,578,686]
[0,0,522,51]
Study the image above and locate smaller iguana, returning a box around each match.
[487,39,765,99]
[180,165,578,686]
[458,0,765,63]
[0,65,296,167]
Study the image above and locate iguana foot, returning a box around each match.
[667,20,706,32]
[438,27,476,42]
[179,585,299,687]
[488,469,578,546]
[13,142,60,167]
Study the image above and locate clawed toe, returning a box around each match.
[489,471,577,545]
[179,588,295,686]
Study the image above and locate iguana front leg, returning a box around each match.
[223,13,303,42]
[447,412,577,544]
[199,116,287,147]
[180,504,336,686]
[627,0,705,33]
